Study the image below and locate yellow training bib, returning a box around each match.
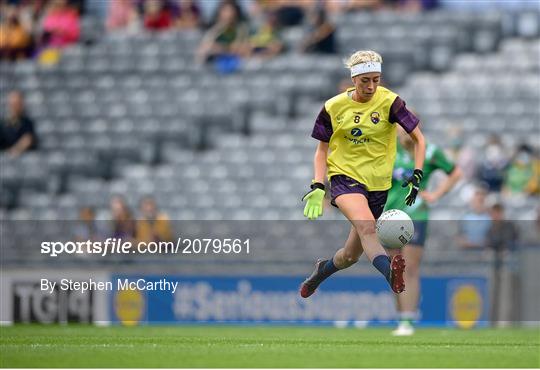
[325,86,399,191]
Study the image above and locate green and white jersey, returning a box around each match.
[384,143,455,221]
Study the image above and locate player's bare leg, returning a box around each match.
[333,225,364,268]
[399,245,423,312]
[300,225,363,298]
[393,244,423,336]
[336,194,405,294]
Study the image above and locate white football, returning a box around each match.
[376,209,414,249]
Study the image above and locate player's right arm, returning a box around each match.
[313,141,328,184]
[302,106,333,220]
[303,141,328,220]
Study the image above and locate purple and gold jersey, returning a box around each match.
[312,86,419,191]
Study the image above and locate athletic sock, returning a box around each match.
[317,258,339,281]
[399,312,417,325]
[372,254,391,283]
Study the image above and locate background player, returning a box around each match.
[300,50,426,297]
[387,126,462,335]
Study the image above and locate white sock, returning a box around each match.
[399,311,417,322]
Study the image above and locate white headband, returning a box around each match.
[350,62,382,77]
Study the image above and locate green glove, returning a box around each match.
[401,169,424,206]
[302,182,325,220]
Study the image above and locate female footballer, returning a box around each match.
[388,126,462,335]
[300,50,426,297]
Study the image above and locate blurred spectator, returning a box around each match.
[457,186,491,250]
[106,0,141,33]
[446,126,477,181]
[196,0,248,67]
[170,0,202,30]
[22,0,49,34]
[11,0,49,54]
[143,0,172,31]
[0,4,32,61]
[70,0,85,14]
[74,206,108,243]
[527,151,540,196]
[456,144,478,182]
[136,197,173,245]
[521,206,540,248]
[258,0,307,28]
[0,91,38,157]
[244,11,283,59]
[476,134,509,193]
[504,144,540,196]
[485,203,519,325]
[299,7,336,54]
[110,195,136,240]
[486,203,519,253]
[207,0,247,26]
[325,0,383,14]
[40,0,80,48]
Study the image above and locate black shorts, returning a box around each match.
[409,220,428,247]
[329,175,388,219]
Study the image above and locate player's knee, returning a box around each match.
[354,221,376,236]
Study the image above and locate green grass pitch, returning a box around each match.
[1,325,539,368]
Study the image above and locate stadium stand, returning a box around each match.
[1,5,539,268]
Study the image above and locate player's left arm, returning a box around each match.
[388,96,425,171]
[408,127,425,172]
[400,126,426,206]
[389,96,426,205]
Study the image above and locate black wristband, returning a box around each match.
[310,182,325,191]
[413,169,424,180]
